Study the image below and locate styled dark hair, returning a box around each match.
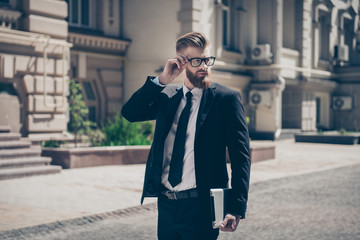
[176,32,209,53]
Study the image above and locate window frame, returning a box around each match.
[318,10,331,61]
[68,0,95,29]
[80,80,98,123]
[217,0,244,55]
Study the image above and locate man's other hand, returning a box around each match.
[220,213,241,232]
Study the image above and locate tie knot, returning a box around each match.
[185,91,192,100]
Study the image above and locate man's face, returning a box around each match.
[181,46,212,89]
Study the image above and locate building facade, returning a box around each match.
[123,0,360,139]
[0,0,359,140]
[0,0,130,141]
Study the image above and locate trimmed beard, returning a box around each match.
[186,68,211,89]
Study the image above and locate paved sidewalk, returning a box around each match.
[0,139,359,232]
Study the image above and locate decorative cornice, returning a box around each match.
[68,32,131,55]
[0,8,21,29]
[0,8,21,21]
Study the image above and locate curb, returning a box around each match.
[0,203,157,240]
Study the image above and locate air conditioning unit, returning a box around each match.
[334,45,349,62]
[249,90,272,108]
[332,96,352,110]
[252,44,273,61]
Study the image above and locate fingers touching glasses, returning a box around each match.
[173,55,216,68]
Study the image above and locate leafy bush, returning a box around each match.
[338,128,348,135]
[41,139,65,148]
[317,129,324,135]
[101,112,153,146]
[87,128,106,147]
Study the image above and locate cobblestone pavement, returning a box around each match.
[1,140,359,232]
[1,164,359,240]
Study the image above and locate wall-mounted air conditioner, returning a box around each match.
[334,45,349,62]
[249,90,272,108]
[332,96,352,110]
[251,44,273,61]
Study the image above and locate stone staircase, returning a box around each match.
[0,126,61,180]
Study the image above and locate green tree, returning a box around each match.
[68,80,93,147]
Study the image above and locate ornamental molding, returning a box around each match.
[0,8,21,21]
[68,32,131,55]
[0,8,21,29]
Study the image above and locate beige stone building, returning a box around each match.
[0,0,359,140]
[0,0,130,141]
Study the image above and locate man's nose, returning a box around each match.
[200,60,208,70]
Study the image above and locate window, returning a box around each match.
[82,82,96,101]
[222,0,230,47]
[344,17,354,62]
[283,0,296,49]
[319,11,330,60]
[220,0,244,52]
[88,106,96,122]
[81,81,98,122]
[68,0,95,28]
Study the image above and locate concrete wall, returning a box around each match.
[0,0,71,136]
[21,0,68,39]
[332,83,360,131]
[123,0,181,99]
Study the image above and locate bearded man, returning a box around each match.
[121,32,251,240]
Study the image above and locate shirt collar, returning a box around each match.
[182,84,203,100]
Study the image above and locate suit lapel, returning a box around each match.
[195,85,216,138]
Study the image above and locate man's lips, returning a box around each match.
[197,71,208,76]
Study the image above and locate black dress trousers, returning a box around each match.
[157,194,219,240]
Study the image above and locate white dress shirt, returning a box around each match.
[156,79,203,192]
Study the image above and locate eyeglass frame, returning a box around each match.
[187,56,216,67]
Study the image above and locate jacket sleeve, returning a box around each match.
[225,91,251,219]
[121,76,165,122]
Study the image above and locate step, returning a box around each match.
[0,157,52,168]
[0,165,61,180]
[278,129,302,140]
[0,148,41,159]
[0,126,11,133]
[0,141,31,150]
[0,133,21,142]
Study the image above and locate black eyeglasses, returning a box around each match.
[188,56,216,67]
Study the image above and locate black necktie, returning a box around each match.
[168,91,193,188]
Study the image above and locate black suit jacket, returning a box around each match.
[121,76,251,219]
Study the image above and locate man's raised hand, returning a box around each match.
[158,55,188,85]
